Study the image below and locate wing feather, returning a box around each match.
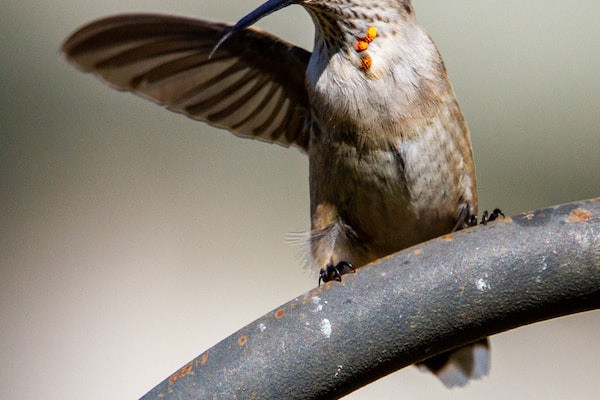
[61,14,311,150]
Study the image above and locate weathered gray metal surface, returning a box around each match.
[141,198,600,399]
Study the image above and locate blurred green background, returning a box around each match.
[1,1,599,399]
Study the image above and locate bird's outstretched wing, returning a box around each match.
[61,14,311,150]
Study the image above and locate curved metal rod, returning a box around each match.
[141,198,600,399]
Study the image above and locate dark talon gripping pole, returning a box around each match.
[319,261,355,285]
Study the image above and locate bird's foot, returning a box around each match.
[468,208,505,226]
[480,208,505,225]
[318,261,355,286]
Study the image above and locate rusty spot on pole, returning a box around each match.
[168,362,193,385]
[275,307,285,319]
[200,352,209,365]
[567,208,592,223]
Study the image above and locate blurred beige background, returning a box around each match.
[1,1,599,399]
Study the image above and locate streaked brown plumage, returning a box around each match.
[62,0,488,388]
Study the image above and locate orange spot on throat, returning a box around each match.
[354,26,377,52]
[360,55,372,70]
[365,26,377,42]
[355,39,369,52]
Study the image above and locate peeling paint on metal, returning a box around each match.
[334,364,343,378]
[476,278,491,291]
[312,297,324,312]
[536,262,549,283]
[320,319,332,338]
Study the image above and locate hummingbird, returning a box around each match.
[62,0,488,388]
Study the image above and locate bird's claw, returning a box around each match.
[481,208,505,225]
[467,208,505,226]
[318,261,355,286]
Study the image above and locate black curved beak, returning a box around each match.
[211,0,296,57]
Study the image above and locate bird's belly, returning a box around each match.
[309,140,455,267]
